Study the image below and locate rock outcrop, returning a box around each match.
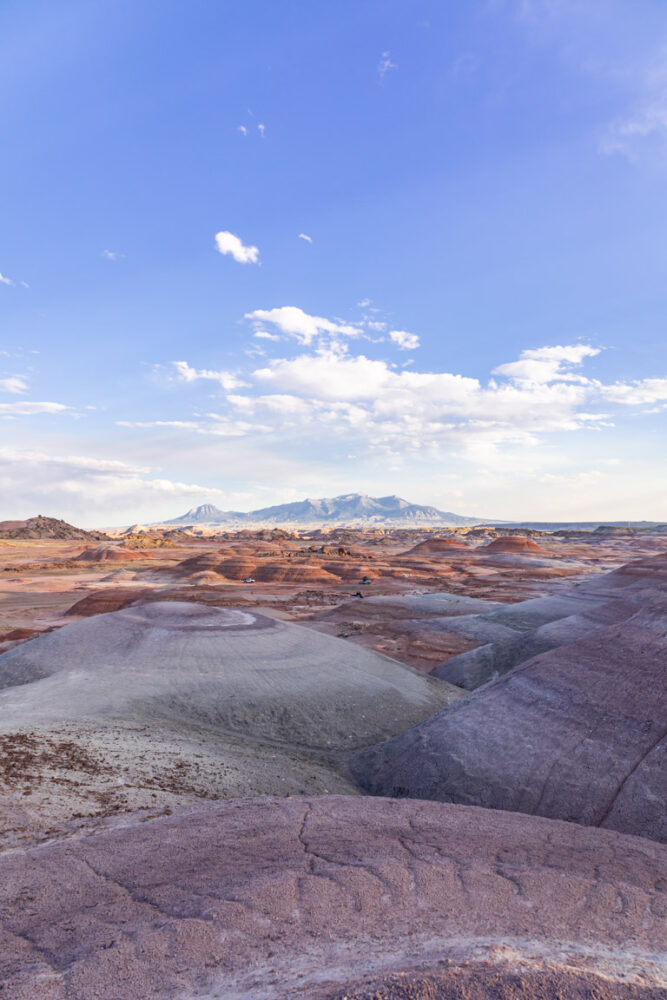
[74,545,145,562]
[0,516,109,541]
[1,796,664,999]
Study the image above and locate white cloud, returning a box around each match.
[116,420,200,430]
[0,449,150,477]
[245,306,360,346]
[228,393,312,416]
[248,344,614,457]
[117,416,268,437]
[0,401,68,415]
[600,377,667,407]
[298,233,312,243]
[0,447,236,525]
[389,329,420,350]
[238,125,248,136]
[253,330,281,341]
[102,250,121,261]
[493,344,600,383]
[0,273,14,286]
[253,351,474,403]
[163,319,644,459]
[25,307,657,521]
[378,51,397,82]
[137,315,666,516]
[171,360,248,391]
[0,376,28,394]
[257,123,265,137]
[214,230,260,265]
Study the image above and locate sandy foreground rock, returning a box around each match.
[0,602,457,839]
[350,555,667,842]
[1,795,665,999]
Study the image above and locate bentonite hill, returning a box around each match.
[3,796,665,1000]
[0,517,666,998]
[0,600,456,832]
[350,552,667,843]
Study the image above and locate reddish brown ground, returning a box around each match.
[482,536,546,553]
[324,967,666,999]
[1,796,665,999]
[1,526,665,671]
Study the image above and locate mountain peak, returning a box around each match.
[186,503,224,517]
[163,493,486,527]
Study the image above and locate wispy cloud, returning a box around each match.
[601,103,667,160]
[298,233,312,243]
[116,419,200,430]
[214,230,260,264]
[0,447,234,523]
[0,400,69,415]
[117,416,265,437]
[0,376,28,394]
[253,330,281,341]
[170,360,248,391]
[600,377,667,407]
[245,306,360,346]
[493,344,600,383]
[599,48,667,161]
[389,329,420,350]
[102,249,122,261]
[237,118,265,139]
[0,273,14,286]
[377,50,396,83]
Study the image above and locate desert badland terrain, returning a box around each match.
[0,513,666,999]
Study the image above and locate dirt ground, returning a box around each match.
[2,525,665,672]
[322,965,667,999]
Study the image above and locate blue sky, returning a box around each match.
[2,0,666,524]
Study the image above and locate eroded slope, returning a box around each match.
[1,796,665,999]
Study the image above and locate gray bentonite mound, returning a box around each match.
[435,551,667,689]
[350,581,667,842]
[0,602,457,829]
[0,600,455,748]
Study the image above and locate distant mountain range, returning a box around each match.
[163,493,489,528]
